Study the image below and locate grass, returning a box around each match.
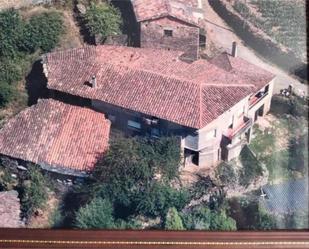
[249,96,308,183]
[233,0,306,61]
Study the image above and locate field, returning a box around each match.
[233,0,306,62]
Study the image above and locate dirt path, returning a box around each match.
[202,0,308,96]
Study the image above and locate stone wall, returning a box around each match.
[209,0,306,75]
[140,17,200,61]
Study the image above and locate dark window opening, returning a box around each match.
[265,84,269,93]
[164,29,173,37]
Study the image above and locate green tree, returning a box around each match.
[23,12,64,53]
[75,198,115,229]
[0,83,13,107]
[134,183,189,217]
[83,2,122,41]
[0,9,24,58]
[164,207,184,230]
[20,165,48,218]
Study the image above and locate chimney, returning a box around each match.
[91,75,97,88]
[232,41,238,57]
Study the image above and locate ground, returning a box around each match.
[202,0,307,96]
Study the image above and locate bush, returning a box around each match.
[164,207,184,230]
[134,183,189,217]
[0,58,24,85]
[83,2,122,40]
[75,198,115,229]
[0,9,24,58]
[182,207,237,231]
[20,165,48,218]
[0,83,13,107]
[23,12,64,53]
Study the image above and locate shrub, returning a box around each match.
[164,207,184,230]
[75,198,115,229]
[0,59,23,84]
[83,2,122,40]
[20,165,48,218]
[23,12,64,53]
[134,183,189,217]
[0,83,13,107]
[0,9,24,58]
[182,207,237,231]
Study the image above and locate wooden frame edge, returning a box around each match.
[0,229,309,249]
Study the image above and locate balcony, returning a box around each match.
[225,117,252,140]
[249,91,268,109]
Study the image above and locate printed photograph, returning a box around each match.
[0,0,308,231]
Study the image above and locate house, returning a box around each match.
[131,0,206,61]
[0,190,24,228]
[0,99,111,176]
[42,44,275,168]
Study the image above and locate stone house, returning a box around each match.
[131,0,206,61]
[42,45,275,169]
[0,99,111,176]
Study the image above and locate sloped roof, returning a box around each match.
[43,45,274,129]
[0,191,23,228]
[0,99,110,173]
[131,0,202,26]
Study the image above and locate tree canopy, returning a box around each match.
[83,2,122,41]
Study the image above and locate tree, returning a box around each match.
[0,9,24,58]
[164,207,184,230]
[75,198,115,229]
[20,165,48,218]
[134,183,189,217]
[0,83,13,107]
[83,2,122,41]
[23,12,64,53]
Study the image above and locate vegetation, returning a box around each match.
[69,136,188,229]
[0,9,64,108]
[75,198,115,229]
[249,95,308,182]
[20,165,49,218]
[228,197,276,230]
[233,0,306,61]
[83,2,122,42]
[181,207,237,231]
[164,207,184,230]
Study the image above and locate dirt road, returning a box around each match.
[203,0,308,96]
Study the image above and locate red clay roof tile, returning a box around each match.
[0,99,110,172]
[44,45,275,129]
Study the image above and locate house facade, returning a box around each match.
[42,45,275,169]
[131,0,206,61]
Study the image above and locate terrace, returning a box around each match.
[225,116,252,140]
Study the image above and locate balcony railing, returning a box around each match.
[249,91,268,108]
[225,117,252,140]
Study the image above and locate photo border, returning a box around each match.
[0,229,309,249]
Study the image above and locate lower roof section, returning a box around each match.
[0,99,110,174]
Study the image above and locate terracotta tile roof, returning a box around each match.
[44,45,275,129]
[0,100,110,173]
[0,191,23,228]
[131,0,202,26]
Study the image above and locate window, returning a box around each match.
[164,29,173,37]
[128,120,141,130]
[265,84,269,93]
